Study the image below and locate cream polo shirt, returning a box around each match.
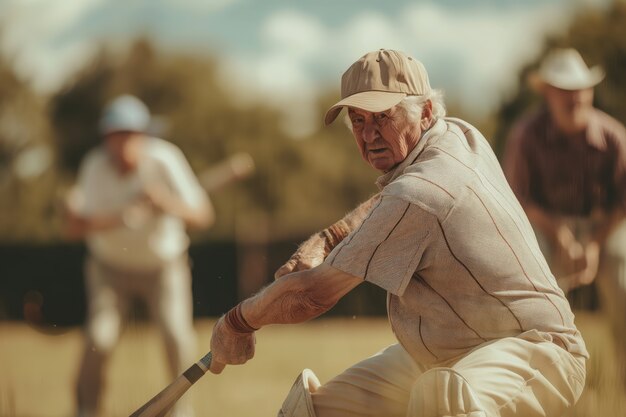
[75,137,208,271]
[325,118,588,365]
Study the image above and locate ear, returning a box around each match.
[420,100,433,130]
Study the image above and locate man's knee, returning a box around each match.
[408,367,486,417]
[277,369,321,417]
[86,320,119,354]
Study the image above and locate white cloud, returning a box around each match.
[218,10,325,137]
[162,0,241,13]
[0,0,614,137]
[257,54,313,96]
[222,1,593,133]
[0,0,104,92]
[219,52,314,102]
[218,50,319,138]
[1,0,102,52]
[396,2,576,115]
[255,10,327,135]
[333,12,411,61]
[219,10,416,136]
[261,9,326,60]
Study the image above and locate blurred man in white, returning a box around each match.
[64,95,213,417]
[503,49,626,356]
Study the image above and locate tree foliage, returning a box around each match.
[3,1,626,244]
[43,39,378,243]
[0,51,59,241]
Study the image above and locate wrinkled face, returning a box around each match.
[103,131,144,173]
[348,103,430,172]
[543,85,594,135]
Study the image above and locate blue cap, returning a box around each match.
[99,95,151,136]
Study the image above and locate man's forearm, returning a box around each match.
[144,185,214,229]
[274,194,381,279]
[165,198,214,229]
[241,271,334,328]
[63,211,123,239]
[592,208,626,245]
[241,264,362,329]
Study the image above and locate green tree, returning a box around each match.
[0,49,58,242]
[48,38,383,242]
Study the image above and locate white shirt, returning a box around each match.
[74,137,208,270]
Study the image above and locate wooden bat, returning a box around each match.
[200,152,255,193]
[129,351,213,417]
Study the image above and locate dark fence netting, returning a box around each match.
[0,240,387,330]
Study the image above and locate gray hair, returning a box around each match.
[343,89,446,130]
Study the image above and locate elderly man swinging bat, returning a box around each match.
[209,49,587,417]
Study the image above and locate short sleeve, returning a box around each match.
[324,195,433,296]
[74,151,102,216]
[158,146,209,208]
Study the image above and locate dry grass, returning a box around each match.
[0,312,624,417]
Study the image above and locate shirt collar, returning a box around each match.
[375,118,447,190]
[545,107,606,151]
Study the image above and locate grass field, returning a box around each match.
[0,312,624,417]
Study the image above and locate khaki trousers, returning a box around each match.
[75,255,197,417]
[310,336,585,417]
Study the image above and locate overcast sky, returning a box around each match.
[0,0,612,136]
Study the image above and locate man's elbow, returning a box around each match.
[278,265,358,323]
[293,291,339,321]
[62,219,87,241]
[188,205,215,230]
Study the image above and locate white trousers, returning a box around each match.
[310,336,585,417]
[75,255,197,417]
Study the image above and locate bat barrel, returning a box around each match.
[200,153,255,192]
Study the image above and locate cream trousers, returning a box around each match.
[75,255,197,417]
[310,336,585,417]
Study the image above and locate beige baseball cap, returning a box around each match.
[324,49,432,125]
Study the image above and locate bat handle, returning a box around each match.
[181,351,212,384]
[197,351,213,374]
[129,352,212,417]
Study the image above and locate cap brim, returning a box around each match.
[528,66,605,92]
[324,91,408,125]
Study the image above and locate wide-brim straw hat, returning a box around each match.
[324,49,432,125]
[528,48,604,91]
